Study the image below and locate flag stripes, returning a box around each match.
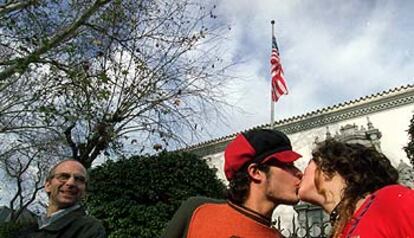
[270,35,288,102]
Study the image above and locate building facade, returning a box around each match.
[184,84,414,236]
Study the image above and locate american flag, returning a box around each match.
[270,35,288,102]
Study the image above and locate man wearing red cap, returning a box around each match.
[162,129,303,238]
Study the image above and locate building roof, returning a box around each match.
[184,84,414,157]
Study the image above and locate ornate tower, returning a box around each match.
[397,160,414,188]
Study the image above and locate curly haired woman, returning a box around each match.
[298,140,414,238]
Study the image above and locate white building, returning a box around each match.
[184,84,414,232]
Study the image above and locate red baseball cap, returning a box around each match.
[224,129,302,180]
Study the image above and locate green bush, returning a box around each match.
[86,151,226,238]
[404,113,414,166]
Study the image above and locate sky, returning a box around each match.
[196,0,414,142]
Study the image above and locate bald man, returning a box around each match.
[17,160,106,238]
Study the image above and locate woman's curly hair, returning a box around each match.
[312,140,398,237]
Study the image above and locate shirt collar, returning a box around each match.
[227,200,272,227]
[38,204,81,229]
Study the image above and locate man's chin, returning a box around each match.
[284,199,300,205]
[57,196,79,207]
[273,197,300,206]
[57,201,79,209]
[285,194,300,205]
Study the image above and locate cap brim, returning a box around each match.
[262,150,302,164]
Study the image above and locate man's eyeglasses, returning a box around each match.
[51,173,87,184]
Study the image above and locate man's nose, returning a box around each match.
[64,176,77,186]
[295,169,303,179]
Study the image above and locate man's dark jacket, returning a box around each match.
[16,206,106,238]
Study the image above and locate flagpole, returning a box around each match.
[270,20,275,129]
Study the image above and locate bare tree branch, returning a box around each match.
[0,0,37,16]
[0,0,112,81]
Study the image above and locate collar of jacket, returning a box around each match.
[227,200,272,227]
[40,206,85,231]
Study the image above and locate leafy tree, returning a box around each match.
[404,113,414,166]
[86,151,226,238]
[1,0,232,167]
[0,0,233,219]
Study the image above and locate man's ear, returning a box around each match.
[44,180,51,193]
[246,163,265,182]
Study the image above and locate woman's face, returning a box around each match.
[298,160,325,205]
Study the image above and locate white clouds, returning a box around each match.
[203,0,414,140]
